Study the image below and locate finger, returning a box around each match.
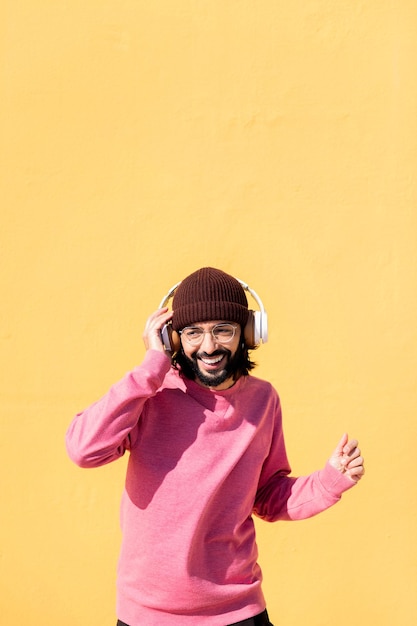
[343,439,359,457]
[145,307,171,325]
[341,443,361,472]
[346,465,365,482]
[346,447,361,462]
[341,446,361,467]
[334,433,349,456]
[145,308,173,333]
[345,455,364,469]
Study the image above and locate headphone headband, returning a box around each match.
[158,282,182,309]
[234,278,266,318]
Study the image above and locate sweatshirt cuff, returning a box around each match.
[319,461,357,498]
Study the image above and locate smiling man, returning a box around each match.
[66,267,365,626]
[168,266,254,391]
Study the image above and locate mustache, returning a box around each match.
[192,348,230,359]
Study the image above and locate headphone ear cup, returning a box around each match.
[161,324,181,352]
[244,311,257,348]
[244,310,264,348]
[170,329,181,352]
[260,311,268,343]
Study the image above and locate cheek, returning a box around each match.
[180,342,197,360]
[229,336,241,356]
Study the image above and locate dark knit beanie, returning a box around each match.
[172,267,249,331]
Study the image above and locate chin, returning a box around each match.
[195,368,230,388]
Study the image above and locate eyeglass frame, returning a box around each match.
[178,323,239,346]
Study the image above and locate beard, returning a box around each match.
[181,346,242,388]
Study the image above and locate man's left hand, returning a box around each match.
[329,433,365,482]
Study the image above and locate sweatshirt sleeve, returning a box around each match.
[254,461,356,522]
[253,392,357,522]
[65,350,171,468]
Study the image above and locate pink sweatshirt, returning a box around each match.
[66,350,355,626]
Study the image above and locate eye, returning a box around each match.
[213,324,234,338]
[185,328,203,339]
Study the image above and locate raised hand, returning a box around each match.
[142,307,173,353]
[329,433,365,483]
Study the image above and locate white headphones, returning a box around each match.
[159,277,268,352]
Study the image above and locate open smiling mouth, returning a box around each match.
[197,352,228,371]
[200,354,224,366]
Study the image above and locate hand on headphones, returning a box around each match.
[143,307,173,354]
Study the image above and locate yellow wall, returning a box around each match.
[1,2,416,624]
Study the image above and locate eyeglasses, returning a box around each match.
[179,323,238,346]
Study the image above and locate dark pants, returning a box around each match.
[117,609,273,626]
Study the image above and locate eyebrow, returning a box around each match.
[187,322,232,329]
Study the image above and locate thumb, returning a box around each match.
[329,433,349,473]
[334,432,348,456]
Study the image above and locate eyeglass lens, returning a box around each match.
[182,324,236,345]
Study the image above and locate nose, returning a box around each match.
[199,330,218,353]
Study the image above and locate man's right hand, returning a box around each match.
[142,307,173,353]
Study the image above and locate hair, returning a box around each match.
[171,330,257,382]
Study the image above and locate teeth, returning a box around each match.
[201,355,223,365]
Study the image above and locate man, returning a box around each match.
[66,267,364,626]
